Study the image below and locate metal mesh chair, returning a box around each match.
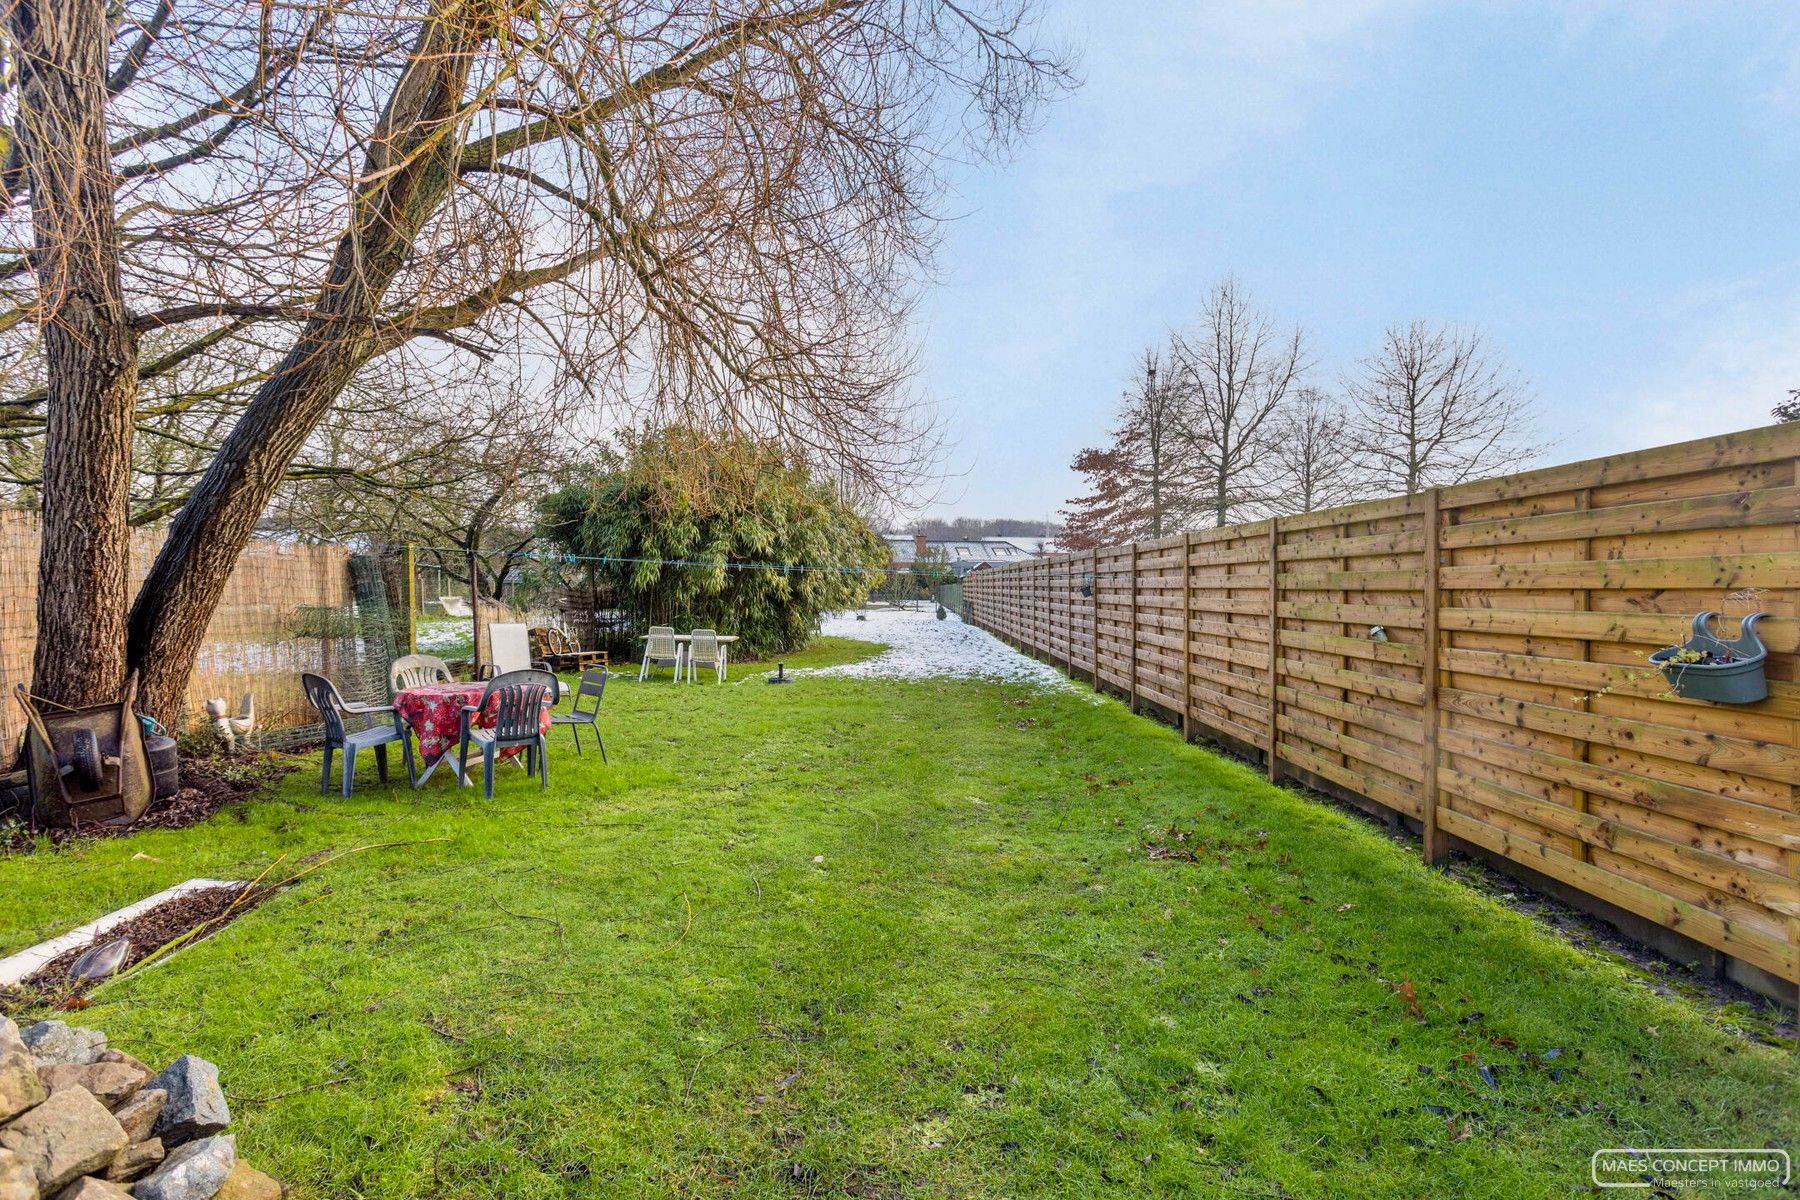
[686,629,724,684]
[550,668,609,761]
[457,669,554,799]
[640,625,682,681]
[389,654,454,693]
[301,672,416,796]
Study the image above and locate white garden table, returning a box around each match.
[639,633,739,680]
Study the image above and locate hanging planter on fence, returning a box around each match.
[1649,611,1771,704]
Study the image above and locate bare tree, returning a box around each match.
[1168,278,1307,527]
[1119,350,1194,538]
[263,367,582,597]
[2,0,138,707]
[1264,386,1364,515]
[1060,350,1193,546]
[0,0,1072,717]
[1345,322,1540,495]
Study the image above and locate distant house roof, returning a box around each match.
[883,534,1046,577]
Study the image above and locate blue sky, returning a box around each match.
[912,0,1800,521]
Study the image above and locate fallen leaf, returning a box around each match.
[1395,978,1424,1021]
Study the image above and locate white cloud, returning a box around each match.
[1602,268,1800,449]
[1041,0,1428,184]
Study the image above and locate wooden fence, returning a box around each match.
[964,424,1800,999]
[0,512,366,749]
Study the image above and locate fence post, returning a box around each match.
[1421,488,1446,864]
[1182,530,1195,743]
[1571,487,1593,863]
[1091,548,1101,693]
[1064,555,1074,673]
[405,543,417,654]
[467,548,482,679]
[1128,541,1140,713]
[1039,557,1048,657]
[1266,518,1282,783]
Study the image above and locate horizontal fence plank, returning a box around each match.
[1440,485,1800,549]
[1440,553,1800,592]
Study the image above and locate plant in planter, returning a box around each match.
[1649,611,1771,704]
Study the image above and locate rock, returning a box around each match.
[143,1059,227,1147]
[0,1086,129,1193]
[110,1089,166,1143]
[37,1063,147,1109]
[20,1024,105,1069]
[95,1052,151,1078]
[0,1148,34,1200]
[0,1018,48,1123]
[105,1136,164,1183]
[134,1135,235,1200]
[212,1161,280,1200]
[56,1178,132,1200]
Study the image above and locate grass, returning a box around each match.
[2,631,1794,1198]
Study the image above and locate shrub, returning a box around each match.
[539,428,888,659]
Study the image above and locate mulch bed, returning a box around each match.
[4,883,266,1013]
[2,754,292,855]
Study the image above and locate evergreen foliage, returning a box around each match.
[539,428,888,658]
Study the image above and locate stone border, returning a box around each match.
[0,880,243,988]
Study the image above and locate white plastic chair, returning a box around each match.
[389,654,453,694]
[686,629,724,684]
[438,595,473,618]
[640,625,682,681]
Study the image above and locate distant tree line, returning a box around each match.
[1059,278,1545,549]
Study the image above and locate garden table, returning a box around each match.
[393,681,552,787]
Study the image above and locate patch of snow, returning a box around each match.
[802,602,1083,693]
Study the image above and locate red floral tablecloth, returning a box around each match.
[394,681,551,765]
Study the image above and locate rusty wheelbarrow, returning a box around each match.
[14,672,155,828]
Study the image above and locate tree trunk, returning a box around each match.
[10,0,139,708]
[124,7,479,722]
[127,323,377,721]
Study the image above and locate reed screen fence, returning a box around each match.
[0,513,398,749]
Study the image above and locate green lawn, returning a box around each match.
[2,633,1793,1198]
